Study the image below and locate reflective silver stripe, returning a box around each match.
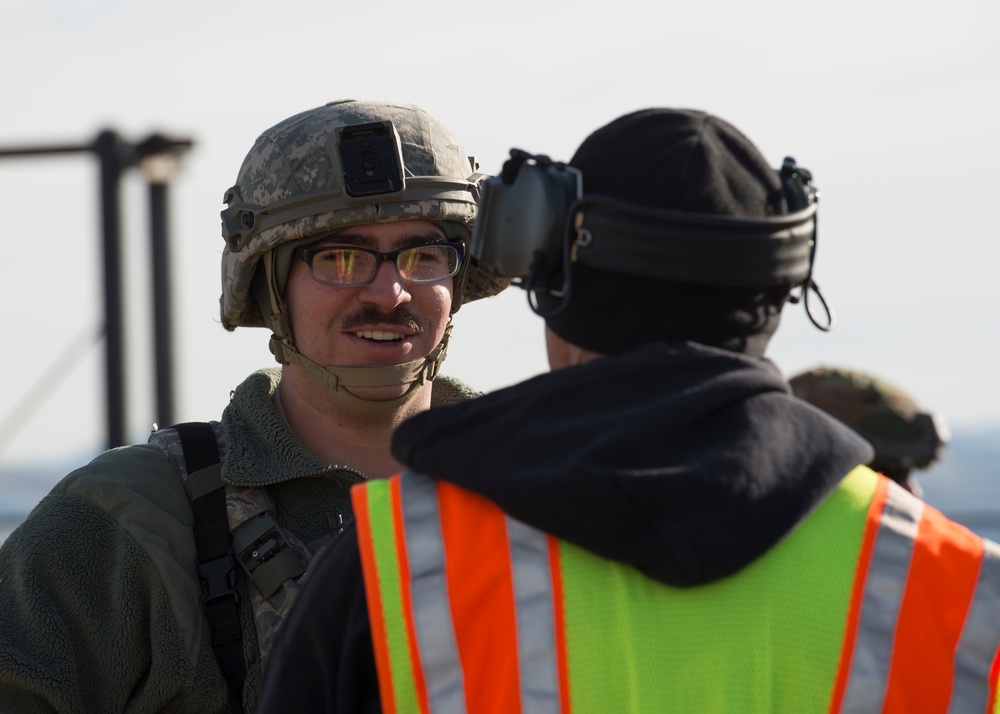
[507,516,561,714]
[399,472,467,714]
[949,538,1000,713]
[840,482,921,714]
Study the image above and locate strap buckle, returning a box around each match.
[232,513,287,575]
[197,553,240,606]
[231,513,306,599]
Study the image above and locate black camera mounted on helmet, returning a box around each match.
[470,149,834,331]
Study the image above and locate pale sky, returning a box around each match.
[1,0,998,472]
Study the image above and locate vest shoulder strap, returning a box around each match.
[173,421,246,714]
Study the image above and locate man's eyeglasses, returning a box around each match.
[293,242,464,287]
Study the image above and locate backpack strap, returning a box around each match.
[174,421,246,714]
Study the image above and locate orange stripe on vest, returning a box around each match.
[884,503,984,711]
[438,481,522,714]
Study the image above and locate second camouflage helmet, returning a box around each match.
[219,99,509,331]
[789,366,949,473]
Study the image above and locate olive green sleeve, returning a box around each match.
[0,446,231,713]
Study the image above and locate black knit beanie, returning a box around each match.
[544,108,793,357]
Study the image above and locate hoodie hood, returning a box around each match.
[392,341,873,587]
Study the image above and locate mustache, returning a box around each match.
[340,305,423,333]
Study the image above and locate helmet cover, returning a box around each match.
[789,366,949,471]
[220,99,508,330]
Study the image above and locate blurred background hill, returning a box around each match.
[4,425,998,546]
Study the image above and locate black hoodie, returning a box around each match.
[258,341,873,712]
[393,341,872,586]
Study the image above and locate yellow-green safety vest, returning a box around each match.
[352,466,1000,713]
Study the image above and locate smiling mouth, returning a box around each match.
[354,330,406,342]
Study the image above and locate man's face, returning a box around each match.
[285,219,455,376]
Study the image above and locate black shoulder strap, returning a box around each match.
[173,421,246,714]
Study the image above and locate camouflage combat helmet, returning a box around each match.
[220,98,509,332]
[218,99,509,410]
[789,366,950,476]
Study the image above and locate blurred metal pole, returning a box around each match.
[147,179,175,427]
[94,130,127,449]
[137,134,192,430]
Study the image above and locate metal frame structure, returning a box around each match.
[0,130,194,450]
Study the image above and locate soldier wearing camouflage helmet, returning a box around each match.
[789,366,950,497]
[219,99,506,415]
[0,99,506,713]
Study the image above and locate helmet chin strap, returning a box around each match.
[270,324,452,415]
[262,250,451,414]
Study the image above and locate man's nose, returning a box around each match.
[358,260,411,307]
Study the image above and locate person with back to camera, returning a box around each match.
[790,366,950,498]
[0,99,507,713]
[258,108,1000,712]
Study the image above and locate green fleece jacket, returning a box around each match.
[0,368,479,713]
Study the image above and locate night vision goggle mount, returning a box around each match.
[221,120,483,252]
[470,149,834,331]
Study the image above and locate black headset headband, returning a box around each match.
[572,195,816,288]
[470,149,834,329]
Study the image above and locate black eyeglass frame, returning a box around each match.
[293,241,466,287]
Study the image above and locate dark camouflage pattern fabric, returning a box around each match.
[150,423,329,662]
[220,99,509,331]
[145,369,484,673]
[789,366,948,472]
